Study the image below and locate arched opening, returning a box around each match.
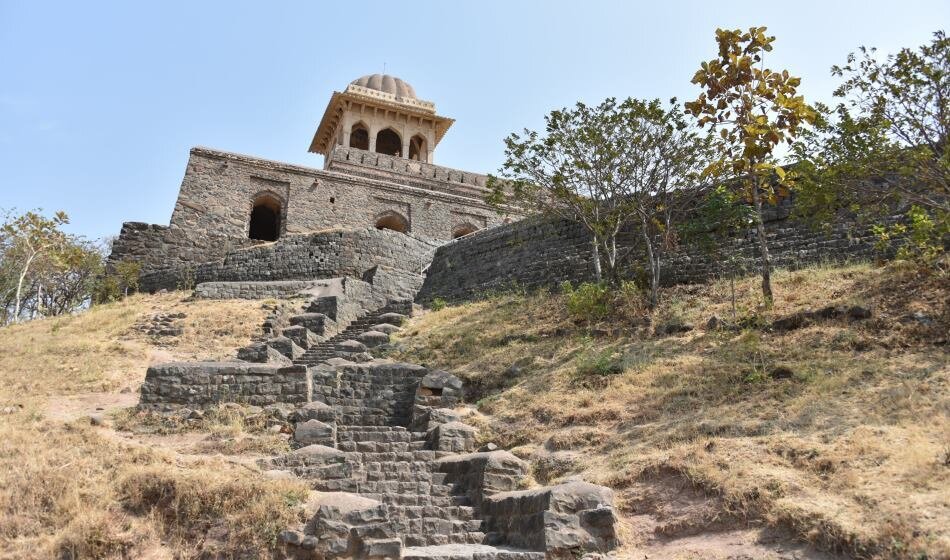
[409,134,427,162]
[350,122,369,150]
[249,195,282,241]
[452,223,479,239]
[374,211,409,233]
[375,128,402,157]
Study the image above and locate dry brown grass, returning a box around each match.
[393,262,949,559]
[0,292,307,559]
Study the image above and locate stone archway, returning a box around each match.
[349,122,369,150]
[375,128,402,157]
[375,210,409,233]
[452,223,479,239]
[249,194,282,241]
[409,134,427,162]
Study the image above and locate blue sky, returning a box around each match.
[1,1,946,241]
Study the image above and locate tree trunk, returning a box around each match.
[750,176,774,306]
[590,236,602,283]
[12,251,37,323]
[641,217,659,308]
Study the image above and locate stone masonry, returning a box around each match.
[107,73,519,285]
[138,279,619,559]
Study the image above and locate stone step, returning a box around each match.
[401,544,545,560]
[337,429,416,442]
[338,440,426,453]
[402,532,488,547]
[386,505,475,522]
[389,518,483,537]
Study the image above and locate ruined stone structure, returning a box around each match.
[108,74,513,285]
[140,281,619,559]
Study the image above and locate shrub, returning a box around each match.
[561,281,612,322]
[430,297,447,311]
[574,346,625,379]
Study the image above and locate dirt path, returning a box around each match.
[623,527,840,559]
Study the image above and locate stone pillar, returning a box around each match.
[368,126,377,152]
[401,137,410,159]
[341,114,352,149]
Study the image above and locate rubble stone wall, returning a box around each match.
[108,146,512,276]
[417,201,892,303]
[139,362,311,409]
[137,228,435,293]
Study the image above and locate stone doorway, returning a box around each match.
[249,195,282,241]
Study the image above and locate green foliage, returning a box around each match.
[561,281,611,322]
[574,345,625,379]
[687,26,816,305]
[794,31,948,271]
[430,297,447,311]
[95,260,142,304]
[176,267,196,292]
[873,206,948,267]
[488,97,714,290]
[1,209,106,323]
[682,185,755,252]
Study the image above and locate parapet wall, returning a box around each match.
[138,227,435,293]
[417,216,597,302]
[417,203,891,303]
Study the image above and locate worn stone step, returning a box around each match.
[400,544,544,560]
[386,505,475,522]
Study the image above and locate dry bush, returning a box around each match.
[0,292,284,559]
[118,465,308,556]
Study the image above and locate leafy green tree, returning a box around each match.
[487,97,714,304]
[794,31,948,265]
[686,27,815,305]
[1,210,70,322]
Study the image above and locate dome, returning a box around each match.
[350,74,417,99]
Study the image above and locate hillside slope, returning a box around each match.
[0,293,309,559]
[391,262,949,559]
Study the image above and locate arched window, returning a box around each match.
[409,134,427,162]
[452,223,479,239]
[375,128,402,157]
[350,122,369,150]
[249,194,282,241]
[375,210,409,233]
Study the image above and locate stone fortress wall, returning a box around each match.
[108,146,510,277]
[417,199,893,303]
[136,227,436,294]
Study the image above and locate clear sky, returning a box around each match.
[1,1,947,241]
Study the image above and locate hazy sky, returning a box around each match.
[1,1,947,240]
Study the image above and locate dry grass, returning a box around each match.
[393,262,949,559]
[0,292,308,559]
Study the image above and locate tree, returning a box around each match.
[1,210,70,323]
[621,100,716,307]
[686,27,815,305]
[487,97,713,305]
[794,31,948,264]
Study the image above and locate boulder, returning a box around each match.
[289,313,332,336]
[291,401,336,423]
[282,325,319,350]
[371,323,401,335]
[265,336,305,361]
[376,312,408,326]
[427,421,476,453]
[357,330,390,348]
[482,480,617,557]
[335,339,367,353]
[237,342,292,365]
[294,419,335,447]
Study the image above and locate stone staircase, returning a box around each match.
[295,300,413,367]
[140,286,618,559]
